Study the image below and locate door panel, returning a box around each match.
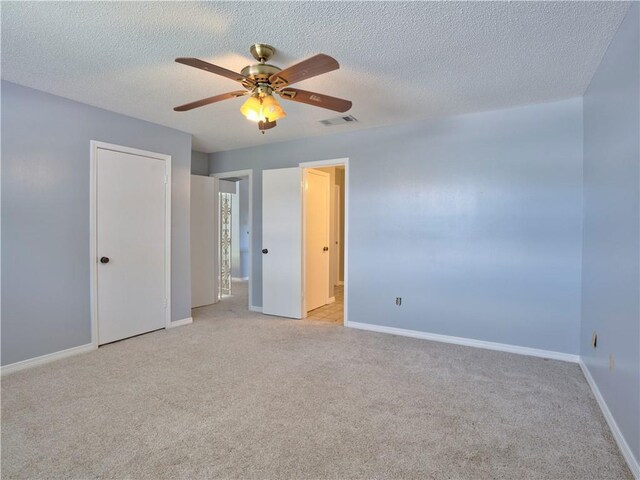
[262,168,302,318]
[304,169,330,312]
[191,175,219,308]
[97,148,166,345]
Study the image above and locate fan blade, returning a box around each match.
[175,57,248,83]
[174,90,247,112]
[279,88,352,113]
[270,54,339,88]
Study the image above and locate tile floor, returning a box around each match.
[306,285,344,324]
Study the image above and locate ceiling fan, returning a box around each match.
[173,44,352,132]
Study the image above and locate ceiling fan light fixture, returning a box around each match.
[240,92,286,124]
[240,94,262,122]
[261,94,286,121]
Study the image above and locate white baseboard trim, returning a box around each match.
[167,317,192,328]
[249,305,263,313]
[232,276,249,282]
[579,360,640,479]
[1,343,96,376]
[346,322,580,363]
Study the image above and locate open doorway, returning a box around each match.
[260,158,348,322]
[302,164,346,325]
[211,170,253,311]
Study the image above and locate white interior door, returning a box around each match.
[304,169,330,312]
[191,175,219,308]
[262,168,302,318]
[96,147,167,345]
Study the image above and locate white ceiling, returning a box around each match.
[1,1,630,153]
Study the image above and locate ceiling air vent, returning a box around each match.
[319,115,358,126]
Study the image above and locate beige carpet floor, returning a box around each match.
[1,281,631,479]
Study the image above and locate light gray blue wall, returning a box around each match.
[191,150,209,176]
[581,3,640,466]
[210,97,584,355]
[1,81,193,366]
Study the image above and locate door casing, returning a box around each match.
[89,141,172,347]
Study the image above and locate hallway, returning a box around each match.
[306,285,344,324]
[192,280,249,319]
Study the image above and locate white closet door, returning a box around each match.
[96,148,167,345]
[262,168,302,318]
[191,175,219,308]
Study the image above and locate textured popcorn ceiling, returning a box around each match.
[1,1,630,153]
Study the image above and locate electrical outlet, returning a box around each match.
[609,354,615,372]
[395,297,402,306]
[592,331,598,348]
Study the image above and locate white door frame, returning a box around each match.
[210,169,254,310]
[299,158,349,326]
[90,141,172,347]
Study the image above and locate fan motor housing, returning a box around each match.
[241,63,282,83]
